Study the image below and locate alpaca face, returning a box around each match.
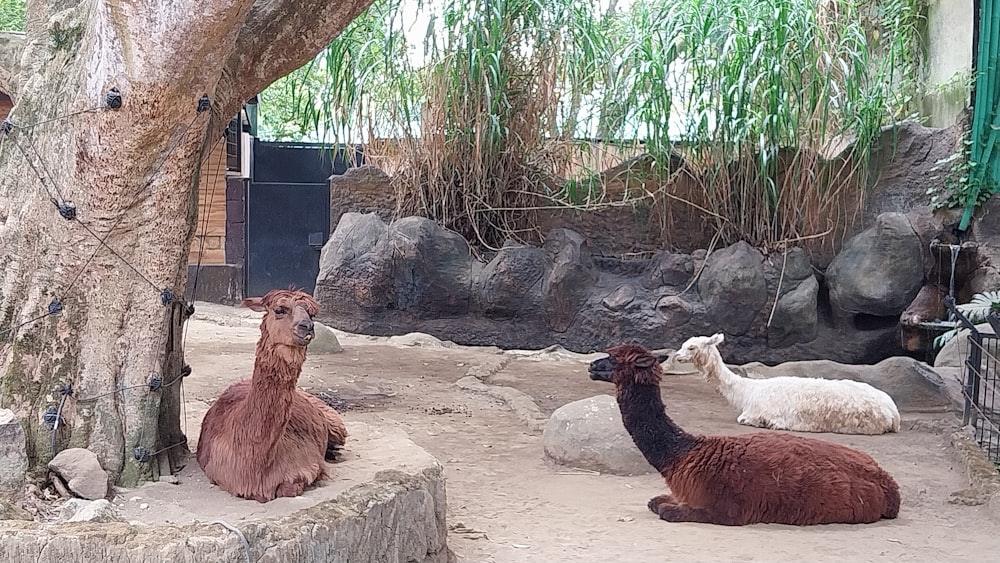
[588,343,669,385]
[673,333,724,365]
[243,289,320,348]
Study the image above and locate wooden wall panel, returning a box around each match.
[188,141,230,265]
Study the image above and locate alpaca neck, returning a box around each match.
[617,382,697,473]
[697,347,750,410]
[242,337,306,455]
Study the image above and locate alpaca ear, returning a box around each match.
[655,353,670,364]
[708,333,725,346]
[242,297,266,312]
[634,356,657,369]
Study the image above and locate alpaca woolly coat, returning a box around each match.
[590,342,901,526]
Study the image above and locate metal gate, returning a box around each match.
[245,141,361,297]
[945,296,1000,463]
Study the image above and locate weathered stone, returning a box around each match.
[541,229,597,332]
[602,285,636,312]
[315,212,394,316]
[934,322,993,369]
[655,295,693,328]
[479,244,546,319]
[0,409,27,490]
[1,423,451,563]
[826,212,924,316]
[329,165,396,234]
[61,499,122,523]
[48,448,109,500]
[642,252,693,289]
[738,356,961,412]
[310,322,344,354]
[768,275,819,348]
[542,395,655,476]
[388,216,478,316]
[697,241,768,335]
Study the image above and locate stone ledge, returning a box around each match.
[0,422,452,563]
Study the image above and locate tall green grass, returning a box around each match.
[265,0,926,251]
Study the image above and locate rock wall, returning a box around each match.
[315,207,966,364]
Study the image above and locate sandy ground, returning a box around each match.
[170,305,1000,563]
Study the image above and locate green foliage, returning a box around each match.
[926,135,991,210]
[0,0,24,31]
[933,291,1000,349]
[261,0,927,249]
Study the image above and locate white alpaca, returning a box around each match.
[674,333,900,435]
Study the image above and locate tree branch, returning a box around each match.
[214,0,376,121]
[0,31,24,97]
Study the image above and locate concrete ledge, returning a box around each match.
[0,422,451,563]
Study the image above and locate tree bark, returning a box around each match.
[0,0,373,486]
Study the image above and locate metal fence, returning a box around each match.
[945,296,1000,463]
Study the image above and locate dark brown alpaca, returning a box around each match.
[589,343,901,526]
[197,289,348,503]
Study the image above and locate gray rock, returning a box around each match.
[697,241,768,335]
[655,295,693,328]
[310,322,344,354]
[0,409,27,490]
[826,212,924,316]
[48,448,109,500]
[479,244,546,319]
[60,499,122,523]
[542,395,655,476]
[541,229,597,332]
[934,322,993,369]
[315,212,394,315]
[389,216,478,316]
[602,285,636,312]
[738,356,961,412]
[768,275,819,348]
[642,252,693,289]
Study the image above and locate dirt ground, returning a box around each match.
[176,305,1000,563]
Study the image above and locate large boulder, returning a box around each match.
[315,212,394,317]
[826,212,924,317]
[479,243,547,319]
[541,229,597,332]
[768,276,819,348]
[542,395,655,476]
[0,409,27,490]
[388,217,478,317]
[697,241,768,335]
[738,356,961,412]
[315,214,479,323]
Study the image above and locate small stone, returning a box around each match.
[309,322,344,354]
[158,475,180,485]
[58,498,92,521]
[48,448,109,500]
[67,499,122,523]
[139,503,149,510]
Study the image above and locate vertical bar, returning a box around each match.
[966,333,983,429]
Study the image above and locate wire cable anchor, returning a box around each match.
[197,95,211,113]
[106,88,122,110]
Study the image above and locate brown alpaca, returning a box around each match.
[589,343,900,526]
[197,289,348,503]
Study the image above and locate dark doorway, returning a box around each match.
[245,141,361,296]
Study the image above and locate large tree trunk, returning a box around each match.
[0,0,373,486]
